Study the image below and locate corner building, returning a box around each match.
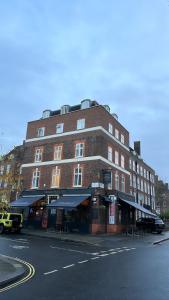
[15,100,155,233]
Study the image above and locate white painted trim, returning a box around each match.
[62,194,91,197]
[25,126,129,151]
[21,156,130,175]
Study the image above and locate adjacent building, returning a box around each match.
[0,145,24,208]
[155,176,169,217]
[129,141,156,217]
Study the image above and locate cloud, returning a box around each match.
[0,0,169,182]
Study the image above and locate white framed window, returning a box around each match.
[51,166,60,188]
[137,163,139,174]
[75,143,84,158]
[129,159,132,169]
[81,100,91,109]
[34,148,43,162]
[61,105,69,114]
[37,127,45,137]
[151,174,154,183]
[0,165,4,175]
[147,171,149,180]
[31,168,40,188]
[121,155,125,168]
[130,174,132,187]
[144,181,147,193]
[115,172,119,190]
[141,179,144,191]
[115,151,119,165]
[144,169,146,178]
[56,123,64,134]
[137,177,140,190]
[42,110,50,119]
[54,145,62,160]
[73,164,82,187]
[115,129,119,139]
[77,119,85,130]
[121,175,125,192]
[121,134,124,144]
[6,164,11,174]
[140,166,143,176]
[147,183,150,194]
[133,161,136,172]
[107,172,113,190]
[109,123,113,134]
[108,146,113,162]
[133,175,136,188]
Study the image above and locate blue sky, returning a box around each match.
[0,0,169,182]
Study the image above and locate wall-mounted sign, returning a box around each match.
[103,171,112,184]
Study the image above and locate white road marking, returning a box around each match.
[122,246,127,248]
[63,264,75,269]
[10,245,29,249]
[42,246,136,276]
[108,249,115,251]
[0,237,29,244]
[44,269,58,275]
[99,253,110,257]
[78,260,89,264]
[50,246,96,256]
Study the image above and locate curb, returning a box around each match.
[153,237,169,245]
[21,231,101,246]
[0,257,27,289]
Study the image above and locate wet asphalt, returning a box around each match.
[0,233,169,300]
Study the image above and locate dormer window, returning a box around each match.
[81,99,91,109]
[60,105,70,115]
[42,110,51,119]
[104,105,110,113]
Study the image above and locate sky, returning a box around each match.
[0,0,169,183]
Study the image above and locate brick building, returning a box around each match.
[0,145,24,208]
[129,142,156,218]
[11,99,156,233]
[155,176,169,217]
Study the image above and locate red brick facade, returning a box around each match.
[22,103,130,193]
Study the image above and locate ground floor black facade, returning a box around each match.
[10,187,155,234]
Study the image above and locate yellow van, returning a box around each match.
[0,212,23,234]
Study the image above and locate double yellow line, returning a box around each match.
[0,255,35,293]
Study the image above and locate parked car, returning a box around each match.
[136,217,165,234]
[0,212,23,234]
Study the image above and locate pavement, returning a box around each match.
[21,227,169,246]
[0,255,26,288]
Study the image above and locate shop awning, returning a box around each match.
[119,198,156,217]
[10,196,44,207]
[47,195,90,208]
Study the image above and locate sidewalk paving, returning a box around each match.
[22,228,169,246]
[0,255,26,288]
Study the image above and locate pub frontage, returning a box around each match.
[10,187,156,234]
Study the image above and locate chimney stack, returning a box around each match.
[134,141,141,156]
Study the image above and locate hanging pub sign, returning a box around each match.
[103,170,112,184]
